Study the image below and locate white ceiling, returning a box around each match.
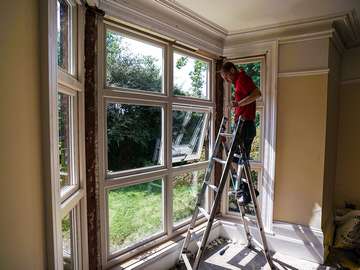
[175,0,360,33]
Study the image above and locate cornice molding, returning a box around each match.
[278,69,330,78]
[154,0,227,38]
[99,0,224,55]
[98,0,359,55]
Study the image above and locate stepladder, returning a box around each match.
[178,116,276,270]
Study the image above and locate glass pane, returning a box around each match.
[108,179,163,253]
[173,169,205,225]
[58,92,72,189]
[62,212,74,270]
[107,103,163,173]
[57,0,69,70]
[236,62,261,89]
[106,30,164,92]
[250,111,261,161]
[173,52,209,99]
[228,170,259,216]
[172,110,208,166]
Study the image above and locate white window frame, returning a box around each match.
[221,41,278,233]
[98,19,215,268]
[41,0,88,269]
[222,56,265,217]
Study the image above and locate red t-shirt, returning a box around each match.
[234,71,256,121]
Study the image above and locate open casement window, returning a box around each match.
[98,20,214,267]
[172,108,210,165]
[223,57,266,217]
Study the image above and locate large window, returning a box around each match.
[99,23,214,265]
[223,58,265,217]
[52,1,87,269]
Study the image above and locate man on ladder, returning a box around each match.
[178,62,276,270]
[220,61,261,205]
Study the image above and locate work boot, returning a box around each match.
[236,181,259,206]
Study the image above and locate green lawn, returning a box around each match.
[108,170,205,253]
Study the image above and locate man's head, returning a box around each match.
[220,61,238,83]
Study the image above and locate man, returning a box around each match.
[220,61,261,205]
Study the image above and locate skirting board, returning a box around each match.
[220,217,324,264]
[114,219,324,269]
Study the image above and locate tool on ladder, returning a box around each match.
[178,116,276,270]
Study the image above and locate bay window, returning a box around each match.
[98,21,215,266]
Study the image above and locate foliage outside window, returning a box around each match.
[101,24,213,262]
[173,169,205,225]
[62,211,74,270]
[107,103,163,173]
[106,30,164,93]
[58,92,73,188]
[173,52,209,99]
[57,0,70,71]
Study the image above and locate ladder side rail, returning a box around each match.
[179,117,228,256]
[243,158,275,268]
[222,142,253,248]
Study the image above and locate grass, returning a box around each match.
[108,170,205,253]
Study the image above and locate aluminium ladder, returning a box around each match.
[178,116,276,270]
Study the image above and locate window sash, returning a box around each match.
[104,25,168,94]
[222,57,267,221]
[98,19,215,266]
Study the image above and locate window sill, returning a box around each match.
[110,219,221,270]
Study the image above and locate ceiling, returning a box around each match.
[174,0,360,33]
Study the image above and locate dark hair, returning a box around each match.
[220,61,237,74]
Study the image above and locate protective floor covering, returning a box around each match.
[196,241,336,270]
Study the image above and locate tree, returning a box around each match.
[106,31,163,171]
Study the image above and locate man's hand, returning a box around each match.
[231,100,238,107]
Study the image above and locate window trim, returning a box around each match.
[103,98,167,178]
[221,41,278,233]
[41,1,88,269]
[98,18,216,267]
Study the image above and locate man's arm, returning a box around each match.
[231,88,261,107]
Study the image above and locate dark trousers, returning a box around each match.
[238,120,256,160]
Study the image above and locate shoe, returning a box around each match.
[236,181,259,206]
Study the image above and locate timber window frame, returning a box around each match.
[42,0,88,269]
[98,19,215,267]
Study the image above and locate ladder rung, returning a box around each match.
[198,207,210,220]
[181,253,192,270]
[206,183,218,192]
[213,157,226,165]
[219,132,233,137]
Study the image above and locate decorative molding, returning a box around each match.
[98,0,224,55]
[222,40,278,233]
[332,29,346,55]
[154,0,227,38]
[278,29,333,44]
[99,0,359,56]
[278,69,330,78]
[220,219,324,264]
[341,77,360,85]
